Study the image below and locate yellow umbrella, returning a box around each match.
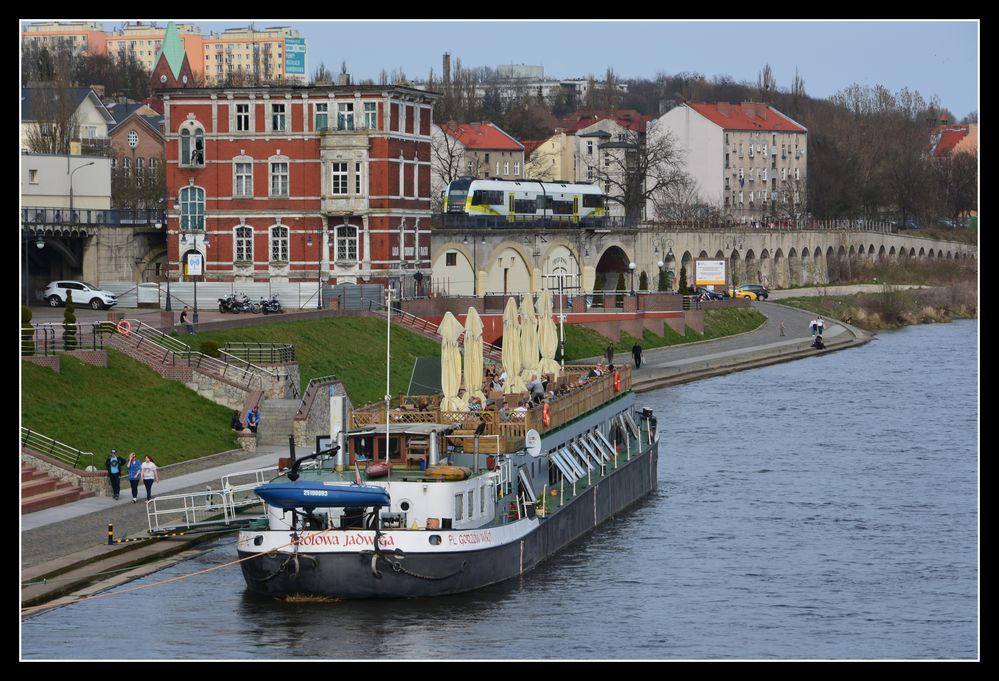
[537,289,561,377]
[437,312,466,412]
[520,293,540,383]
[502,297,526,394]
[463,307,486,403]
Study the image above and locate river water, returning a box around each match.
[22,321,979,660]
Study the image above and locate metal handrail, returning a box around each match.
[21,427,94,470]
[30,322,107,354]
[222,342,296,364]
[296,374,340,417]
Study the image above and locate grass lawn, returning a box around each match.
[181,316,441,406]
[22,350,236,468]
[562,307,766,361]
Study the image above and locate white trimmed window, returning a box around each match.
[234,225,253,262]
[331,162,348,195]
[315,102,328,131]
[179,186,205,231]
[269,225,289,262]
[136,157,144,172]
[335,224,358,261]
[270,160,289,196]
[234,159,253,197]
[179,121,205,167]
[337,102,354,131]
[503,161,510,175]
[355,162,362,194]
[363,101,377,129]
[514,161,521,176]
[271,102,286,132]
[236,103,250,131]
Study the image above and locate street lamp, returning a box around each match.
[181,232,209,323]
[654,238,675,292]
[307,228,324,309]
[628,261,636,296]
[69,160,96,225]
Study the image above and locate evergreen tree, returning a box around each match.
[658,268,668,292]
[639,271,649,292]
[63,290,77,351]
[616,272,626,307]
[678,267,689,295]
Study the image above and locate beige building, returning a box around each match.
[525,130,574,182]
[106,23,203,77]
[202,26,300,84]
[649,102,808,222]
[22,21,106,55]
[436,121,525,181]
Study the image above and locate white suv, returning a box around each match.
[43,281,118,310]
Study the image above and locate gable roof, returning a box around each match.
[560,109,649,135]
[21,86,116,125]
[686,102,806,133]
[108,108,165,139]
[154,22,187,80]
[440,121,524,151]
[929,124,975,157]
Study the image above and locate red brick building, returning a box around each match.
[161,85,440,290]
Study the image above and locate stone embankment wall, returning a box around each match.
[21,450,108,497]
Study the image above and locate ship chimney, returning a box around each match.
[429,429,440,466]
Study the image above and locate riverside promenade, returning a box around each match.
[21,299,872,610]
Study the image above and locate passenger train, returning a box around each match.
[443,178,606,226]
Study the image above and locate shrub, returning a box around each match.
[639,271,649,292]
[63,290,77,351]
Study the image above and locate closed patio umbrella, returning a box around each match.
[537,289,561,378]
[463,306,486,403]
[437,311,466,412]
[502,297,526,394]
[519,293,540,382]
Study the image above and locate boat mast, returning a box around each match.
[385,286,392,465]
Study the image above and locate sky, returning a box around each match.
[44,20,980,119]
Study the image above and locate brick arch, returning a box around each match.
[773,248,787,288]
[787,247,801,286]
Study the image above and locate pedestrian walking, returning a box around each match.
[817,317,825,336]
[605,343,614,366]
[810,317,818,336]
[105,449,124,500]
[140,455,159,501]
[779,320,785,337]
[126,452,142,503]
[181,306,195,334]
[632,342,643,369]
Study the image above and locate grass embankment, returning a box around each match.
[185,316,441,406]
[779,283,977,331]
[22,350,236,468]
[562,307,767,361]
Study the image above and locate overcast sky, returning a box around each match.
[53,19,981,119]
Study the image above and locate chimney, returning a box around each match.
[717,102,733,117]
[443,52,451,86]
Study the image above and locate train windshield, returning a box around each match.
[446,179,472,212]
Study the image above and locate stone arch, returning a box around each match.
[744,249,757,286]
[758,249,771,288]
[663,250,678,291]
[868,244,877,263]
[486,245,532,295]
[918,247,926,260]
[680,251,694,290]
[431,242,474,296]
[773,248,787,288]
[800,247,812,285]
[825,246,839,283]
[909,247,916,259]
[787,247,801,287]
[540,243,581,293]
[889,246,897,261]
[878,245,888,263]
[595,245,632,292]
[137,246,168,283]
[946,250,953,260]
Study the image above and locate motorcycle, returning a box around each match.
[260,294,284,315]
[218,292,240,313]
[235,293,261,314]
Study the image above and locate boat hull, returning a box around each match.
[238,438,658,599]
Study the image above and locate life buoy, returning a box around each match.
[613,371,621,392]
[542,402,551,428]
[116,320,132,337]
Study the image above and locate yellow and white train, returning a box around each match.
[443,178,606,226]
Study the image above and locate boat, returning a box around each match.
[237,362,660,599]
[364,461,391,479]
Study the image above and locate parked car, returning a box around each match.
[736,284,769,300]
[43,281,118,310]
[730,288,758,301]
[691,287,728,300]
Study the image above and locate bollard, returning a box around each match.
[107,522,113,545]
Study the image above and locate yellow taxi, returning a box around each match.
[729,288,758,301]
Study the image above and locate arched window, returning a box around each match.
[269,225,289,262]
[179,186,204,230]
[335,224,358,261]
[234,225,253,262]
[179,121,205,167]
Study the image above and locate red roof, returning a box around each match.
[441,121,524,151]
[687,102,806,133]
[930,125,971,157]
[520,138,546,157]
[561,109,649,134]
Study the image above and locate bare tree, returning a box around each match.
[757,63,777,103]
[583,127,686,221]
[431,123,476,211]
[24,79,80,155]
[312,61,334,84]
[651,173,720,222]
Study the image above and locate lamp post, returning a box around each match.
[307,228,324,309]
[725,234,743,297]
[628,261,636,296]
[654,238,675,292]
[23,229,45,307]
[69,160,96,225]
[182,232,209,323]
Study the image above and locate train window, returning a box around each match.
[514,199,537,214]
[551,200,573,215]
[582,195,603,208]
[536,195,549,209]
[471,190,503,205]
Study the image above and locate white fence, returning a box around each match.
[101,281,322,310]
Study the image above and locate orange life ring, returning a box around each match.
[542,402,551,427]
[613,371,621,392]
[116,319,132,337]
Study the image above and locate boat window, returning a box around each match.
[354,436,374,461]
[429,535,442,545]
[454,494,464,520]
[467,490,474,518]
[377,435,401,461]
[400,500,411,511]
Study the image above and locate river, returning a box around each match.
[21,320,979,660]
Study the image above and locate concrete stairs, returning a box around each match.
[255,398,302,447]
[21,463,94,514]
